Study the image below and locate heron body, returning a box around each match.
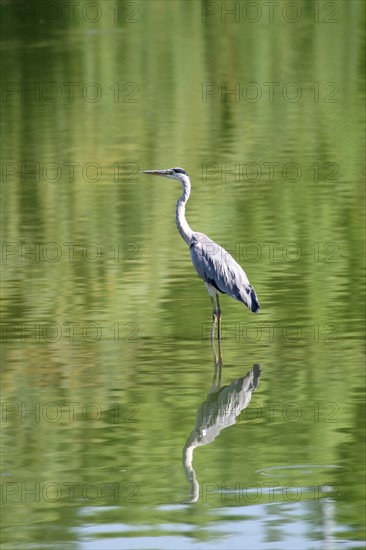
[189,232,260,313]
[141,168,260,329]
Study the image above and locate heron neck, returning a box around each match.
[176,179,193,245]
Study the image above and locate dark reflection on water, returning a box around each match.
[183,363,262,503]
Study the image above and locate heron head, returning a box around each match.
[141,167,189,183]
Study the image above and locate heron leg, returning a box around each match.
[216,294,223,365]
[209,293,218,364]
[209,294,223,391]
[216,294,222,341]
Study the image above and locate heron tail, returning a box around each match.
[240,285,260,313]
[249,287,260,313]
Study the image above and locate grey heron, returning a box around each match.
[141,168,260,345]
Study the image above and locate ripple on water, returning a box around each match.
[256,464,346,478]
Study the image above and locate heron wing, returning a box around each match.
[189,233,252,302]
[190,233,260,313]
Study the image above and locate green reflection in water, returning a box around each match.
[1,0,365,548]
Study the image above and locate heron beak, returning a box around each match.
[141,170,170,177]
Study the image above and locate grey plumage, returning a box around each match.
[141,167,260,317]
[190,232,260,313]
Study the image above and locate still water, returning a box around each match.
[1,1,365,549]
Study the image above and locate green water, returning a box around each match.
[1,1,365,548]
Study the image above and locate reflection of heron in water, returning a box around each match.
[141,168,260,358]
[182,364,262,503]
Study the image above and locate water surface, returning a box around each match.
[1,1,365,549]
